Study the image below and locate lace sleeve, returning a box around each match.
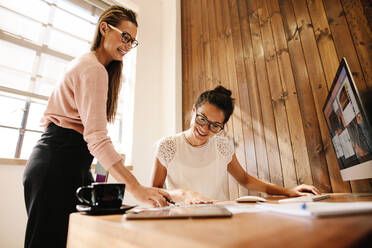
[155,136,176,168]
[216,136,234,163]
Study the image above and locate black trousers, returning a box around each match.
[23,123,94,248]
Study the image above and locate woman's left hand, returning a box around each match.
[287,184,321,197]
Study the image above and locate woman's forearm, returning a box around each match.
[107,160,140,192]
[244,175,290,196]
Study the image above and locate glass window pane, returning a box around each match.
[20,131,42,159]
[46,28,90,57]
[34,78,55,97]
[0,95,25,128]
[0,40,36,73]
[53,8,95,41]
[56,0,98,23]
[0,127,19,158]
[0,67,31,91]
[0,7,44,43]
[0,0,50,23]
[38,54,68,81]
[26,101,46,131]
[108,119,121,144]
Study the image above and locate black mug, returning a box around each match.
[76,183,125,209]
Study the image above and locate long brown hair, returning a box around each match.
[91,6,138,123]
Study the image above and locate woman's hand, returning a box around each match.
[184,190,215,204]
[287,184,321,197]
[168,189,215,205]
[131,185,171,207]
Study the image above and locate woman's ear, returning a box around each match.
[99,22,108,37]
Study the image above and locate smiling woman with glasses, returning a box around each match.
[23,5,170,248]
[151,86,321,204]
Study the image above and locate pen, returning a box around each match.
[166,197,175,205]
[301,203,307,210]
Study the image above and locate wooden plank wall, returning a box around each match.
[181,0,372,196]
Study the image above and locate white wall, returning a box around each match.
[0,165,27,248]
[124,0,182,197]
[0,0,182,247]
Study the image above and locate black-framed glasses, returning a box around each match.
[195,113,224,133]
[108,24,139,48]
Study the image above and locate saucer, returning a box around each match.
[76,204,136,215]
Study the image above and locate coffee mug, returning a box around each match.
[76,183,125,209]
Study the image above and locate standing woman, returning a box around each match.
[23,6,169,248]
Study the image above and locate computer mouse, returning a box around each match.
[235,195,267,203]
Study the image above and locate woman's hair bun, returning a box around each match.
[213,85,232,96]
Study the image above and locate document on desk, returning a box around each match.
[256,202,372,217]
[220,203,265,214]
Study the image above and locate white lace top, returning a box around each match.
[155,132,234,200]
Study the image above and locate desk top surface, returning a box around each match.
[67,194,372,248]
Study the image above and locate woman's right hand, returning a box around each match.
[184,190,214,204]
[168,189,214,204]
[131,185,171,207]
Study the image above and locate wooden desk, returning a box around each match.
[67,194,372,248]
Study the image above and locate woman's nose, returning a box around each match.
[200,124,209,133]
[124,42,132,50]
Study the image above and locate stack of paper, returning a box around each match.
[256,202,372,217]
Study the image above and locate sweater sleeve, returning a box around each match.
[73,65,123,170]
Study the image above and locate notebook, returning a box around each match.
[256,202,372,217]
[124,204,232,219]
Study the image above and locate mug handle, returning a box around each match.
[76,186,93,206]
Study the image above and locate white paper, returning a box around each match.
[220,203,265,214]
[256,202,372,217]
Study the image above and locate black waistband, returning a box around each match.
[45,122,86,145]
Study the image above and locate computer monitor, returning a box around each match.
[323,57,372,181]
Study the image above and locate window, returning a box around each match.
[0,0,135,159]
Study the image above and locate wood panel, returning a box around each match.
[267,0,313,187]
[341,0,372,88]
[279,0,332,192]
[228,0,251,196]
[322,0,368,92]
[205,0,221,89]
[306,0,352,193]
[190,0,203,105]
[258,0,297,187]
[210,0,243,198]
[236,0,260,192]
[246,0,273,188]
[201,0,213,91]
[181,0,372,196]
[181,0,191,129]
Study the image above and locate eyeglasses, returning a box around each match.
[195,113,224,133]
[108,24,139,48]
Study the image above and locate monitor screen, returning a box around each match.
[322,58,372,181]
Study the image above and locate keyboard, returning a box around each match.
[278,194,331,203]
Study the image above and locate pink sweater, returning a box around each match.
[41,52,123,170]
